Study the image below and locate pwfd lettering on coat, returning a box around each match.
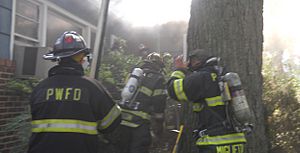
[46,88,81,101]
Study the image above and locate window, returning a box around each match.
[46,10,83,47]
[15,0,40,44]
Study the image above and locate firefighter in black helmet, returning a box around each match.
[114,52,167,153]
[167,49,246,153]
[27,31,121,153]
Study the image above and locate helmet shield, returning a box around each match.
[43,31,90,61]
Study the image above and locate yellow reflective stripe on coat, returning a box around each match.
[121,109,151,120]
[139,86,153,96]
[140,87,165,97]
[152,112,164,119]
[173,79,188,101]
[120,120,140,128]
[31,119,98,135]
[193,103,204,112]
[205,96,224,107]
[98,104,121,130]
[121,112,134,121]
[196,133,246,146]
[171,71,185,79]
[153,89,165,96]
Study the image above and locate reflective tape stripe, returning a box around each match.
[196,133,246,146]
[121,112,134,121]
[205,96,224,107]
[140,86,166,97]
[121,109,151,120]
[98,104,121,130]
[171,71,185,79]
[31,119,97,135]
[153,89,165,96]
[120,120,140,128]
[173,79,188,101]
[153,113,164,119]
[139,86,153,96]
[31,119,97,126]
[193,103,204,112]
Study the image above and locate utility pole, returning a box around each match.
[90,0,110,79]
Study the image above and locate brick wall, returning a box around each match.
[0,59,30,153]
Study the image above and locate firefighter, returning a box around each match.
[167,49,247,153]
[27,31,121,153]
[115,52,167,153]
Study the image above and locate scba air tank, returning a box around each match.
[223,72,252,124]
[121,68,144,104]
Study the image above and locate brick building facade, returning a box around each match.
[0,59,30,153]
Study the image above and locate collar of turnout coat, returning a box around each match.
[48,59,84,77]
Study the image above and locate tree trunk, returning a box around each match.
[186,0,268,153]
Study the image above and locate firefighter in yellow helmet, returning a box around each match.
[27,31,121,153]
[115,52,167,153]
[167,49,247,153]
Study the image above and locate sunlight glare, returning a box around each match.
[264,0,300,58]
[111,0,191,27]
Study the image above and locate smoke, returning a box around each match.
[106,15,188,54]
[108,0,191,27]
[105,0,191,54]
[263,0,300,66]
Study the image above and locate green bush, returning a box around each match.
[6,78,39,96]
[262,57,300,153]
[3,112,31,153]
[99,51,142,89]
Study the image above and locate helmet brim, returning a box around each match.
[43,48,91,61]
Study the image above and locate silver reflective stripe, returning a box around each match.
[139,86,153,96]
[121,109,151,120]
[98,104,121,130]
[171,71,185,79]
[196,133,246,146]
[173,79,188,101]
[153,89,165,96]
[193,103,204,112]
[205,96,224,106]
[31,119,98,135]
[120,120,140,128]
[153,113,164,119]
[32,123,96,131]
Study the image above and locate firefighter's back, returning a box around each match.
[28,75,98,153]
[28,31,121,153]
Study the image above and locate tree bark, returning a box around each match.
[186,0,268,153]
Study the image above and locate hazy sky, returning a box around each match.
[110,0,192,27]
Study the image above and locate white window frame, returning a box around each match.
[14,0,41,44]
[10,0,97,60]
[41,0,96,48]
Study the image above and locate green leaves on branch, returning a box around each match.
[6,78,39,96]
[99,51,142,90]
[262,56,300,153]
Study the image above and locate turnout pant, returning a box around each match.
[117,123,152,153]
